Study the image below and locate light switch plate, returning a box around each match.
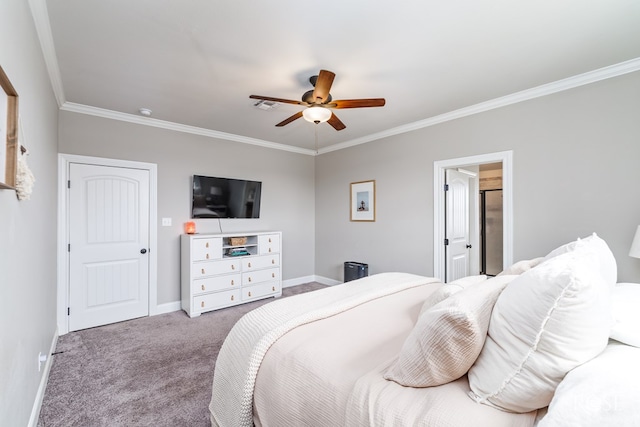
[162,218,172,226]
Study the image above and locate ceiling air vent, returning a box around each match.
[253,100,279,111]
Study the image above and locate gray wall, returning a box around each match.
[315,71,640,283]
[58,112,316,305]
[0,0,60,424]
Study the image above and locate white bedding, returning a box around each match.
[252,279,536,427]
[210,272,440,427]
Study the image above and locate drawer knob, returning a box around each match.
[272,286,275,292]
[201,301,205,308]
[206,242,209,248]
[231,265,235,270]
[272,259,275,264]
[201,268,205,274]
[248,277,252,282]
[231,279,235,286]
[206,253,209,259]
[268,248,272,253]
[248,291,252,297]
[268,238,272,243]
[272,273,275,278]
[248,262,251,268]
[231,295,234,301]
[201,284,205,291]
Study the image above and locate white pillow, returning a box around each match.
[610,283,640,347]
[419,275,488,316]
[468,234,616,413]
[543,232,617,285]
[538,341,640,427]
[497,257,544,276]
[384,275,515,388]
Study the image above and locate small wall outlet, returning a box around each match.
[38,352,47,372]
[161,218,172,226]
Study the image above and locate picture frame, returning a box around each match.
[0,65,19,190]
[350,180,376,222]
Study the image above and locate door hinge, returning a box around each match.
[67,307,70,316]
[444,238,449,246]
[67,180,71,189]
[444,184,449,191]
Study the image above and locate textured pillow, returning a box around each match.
[418,275,488,316]
[538,341,640,427]
[384,275,515,388]
[610,283,640,347]
[468,235,616,413]
[497,257,544,276]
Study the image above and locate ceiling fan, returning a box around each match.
[250,70,385,131]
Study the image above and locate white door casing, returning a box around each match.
[58,154,158,335]
[433,151,513,283]
[68,163,150,331]
[445,169,471,282]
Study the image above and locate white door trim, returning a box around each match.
[57,154,158,335]
[433,150,513,282]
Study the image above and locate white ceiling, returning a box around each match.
[37,0,640,154]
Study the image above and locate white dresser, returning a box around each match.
[180,231,282,317]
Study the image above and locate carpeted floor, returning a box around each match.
[37,282,327,427]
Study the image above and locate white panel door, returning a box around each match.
[68,163,150,331]
[445,169,470,282]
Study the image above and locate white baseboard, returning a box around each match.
[283,275,341,287]
[28,328,59,427]
[155,300,181,315]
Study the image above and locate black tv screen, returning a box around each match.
[191,175,262,219]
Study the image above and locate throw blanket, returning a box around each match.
[209,272,440,427]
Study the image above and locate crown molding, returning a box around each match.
[29,0,66,107]
[319,57,640,154]
[60,103,316,155]
[29,0,639,156]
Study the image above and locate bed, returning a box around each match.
[210,234,640,426]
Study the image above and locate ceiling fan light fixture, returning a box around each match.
[302,106,331,124]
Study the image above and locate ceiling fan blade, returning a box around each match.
[327,112,346,131]
[331,98,386,109]
[312,70,335,104]
[275,111,303,127]
[250,95,306,106]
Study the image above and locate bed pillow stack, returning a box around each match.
[468,233,616,413]
[384,274,516,387]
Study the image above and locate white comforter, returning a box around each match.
[210,272,536,427]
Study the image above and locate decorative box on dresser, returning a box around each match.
[181,231,282,317]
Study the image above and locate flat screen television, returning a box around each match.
[191,175,262,219]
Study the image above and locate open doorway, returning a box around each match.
[479,163,503,276]
[433,151,513,283]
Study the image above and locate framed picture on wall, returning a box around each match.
[0,65,18,190]
[350,180,375,222]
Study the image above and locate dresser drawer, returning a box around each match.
[192,258,240,278]
[241,254,280,271]
[242,267,279,286]
[192,274,241,295]
[194,289,241,312]
[192,238,223,261]
[258,234,280,255]
[242,281,280,301]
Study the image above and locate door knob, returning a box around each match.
[466,244,472,249]
[140,248,147,254]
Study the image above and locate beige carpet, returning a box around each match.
[38,282,327,427]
